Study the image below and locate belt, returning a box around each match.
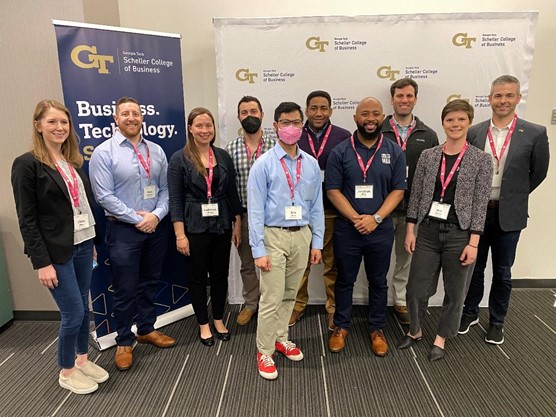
[106,216,118,222]
[269,225,305,232]
[487,200,499,209]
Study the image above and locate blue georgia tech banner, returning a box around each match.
[53,21,191,348]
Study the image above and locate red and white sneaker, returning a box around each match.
[275,341,304,361]
[257,352,278,380]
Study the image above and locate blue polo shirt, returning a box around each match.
[325,131,407,220]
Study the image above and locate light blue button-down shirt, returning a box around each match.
[247,142,324,258]
[89,130,169,224]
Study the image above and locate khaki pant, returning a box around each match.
[391,212,413,306]
[256,226,311,355]
[292,210,336,314]
[237,212,259,310]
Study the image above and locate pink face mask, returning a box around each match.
[278,126,302,145]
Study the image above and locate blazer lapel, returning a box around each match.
[502,118,524,171]
[44,164,72,203]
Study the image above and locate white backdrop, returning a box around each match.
[214,12,538,306]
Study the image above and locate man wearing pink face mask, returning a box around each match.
[248,101,324,380]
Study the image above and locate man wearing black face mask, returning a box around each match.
[226,96,276,326]
[325,97,406,356]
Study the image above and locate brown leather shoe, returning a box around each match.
[288,309,304,327]
[327,313,335,331]
[115,346,133,371]
[394,305,410,325]
[136,330,176,348]
[237,307,256,326]
[329,328,348,353]
[370,330,388,357]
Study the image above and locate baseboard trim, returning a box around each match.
[512,279,556,288]
[14,311,61,321]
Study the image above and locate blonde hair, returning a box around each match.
[32,100,83,168]
[184,107,216,175]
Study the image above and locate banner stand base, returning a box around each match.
[89,304,194,351]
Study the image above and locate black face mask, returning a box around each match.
[241,116,262,134]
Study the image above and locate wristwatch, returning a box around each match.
[373,214,383,224]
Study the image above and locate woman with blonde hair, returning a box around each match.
[11,100,108,393]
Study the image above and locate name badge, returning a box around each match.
[355,184,373,199]
[144,184,156,200]
[429,201,451,220]
[74,214,90,231]
[320,170,325,183]
[285,205,302,220]
[202,203,219,217]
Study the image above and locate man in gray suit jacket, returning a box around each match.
[458,75,550,344]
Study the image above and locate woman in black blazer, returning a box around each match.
[168,107,242,346]
[11,100,108,394]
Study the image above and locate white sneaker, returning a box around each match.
[75,360,109,383]
[59,369,98,394]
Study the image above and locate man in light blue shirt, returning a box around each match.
[248,101,324,380]
[89,97,175,372]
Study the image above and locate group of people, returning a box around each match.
[11,75,549,390]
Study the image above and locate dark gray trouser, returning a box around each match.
[407,220,475,339]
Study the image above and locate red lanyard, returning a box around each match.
[204,147,215,201]
[389,118,415,151]
[350,133,384,182]
[279,155,302,203]
[132,142,151,179]
[487,114,517,172]
[245,139,263,164]
[439,142,468,202]
[55,161,80,210]
[305,124,332,160]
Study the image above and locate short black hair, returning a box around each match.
[237,95,263,115]
[274,102,303,122]
[306,90,332,107]
[390,78,418,97]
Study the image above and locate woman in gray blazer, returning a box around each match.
[397,99,492,361]
[11,100,108,394]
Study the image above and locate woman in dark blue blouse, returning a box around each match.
[168,107,242,346]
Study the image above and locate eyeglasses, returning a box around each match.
[278,119,303,127]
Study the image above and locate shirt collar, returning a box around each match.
[115,129,145,146]
[392,114,415,129]
[489,116,514,131]
[306,121,331,138]
[274,141,301,160]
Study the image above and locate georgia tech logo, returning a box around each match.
[235,68,258,83]
[376,66,400,81]
[306,36,329,52]
[446,94,470,103]
[452,33,476,49]
[70,45,114,74]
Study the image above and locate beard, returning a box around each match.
[356,122,382,140]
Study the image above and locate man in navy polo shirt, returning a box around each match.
[326,97,406,356]
[289,90,351,331]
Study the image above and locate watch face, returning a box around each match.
[374,214,383,223]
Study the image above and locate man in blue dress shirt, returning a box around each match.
[248,101,324,380]
[89,97,175,371]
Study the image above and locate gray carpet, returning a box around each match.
[0,289,555,417]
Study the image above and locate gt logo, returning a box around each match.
[70,45,114,74]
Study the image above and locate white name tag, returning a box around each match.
[74,214,90,231]
[320,170,326,183]
[355,184,373,199]
[285,205,302,220]
[202,203,219,217]
[144,184,156,200]
[428,201,451,220]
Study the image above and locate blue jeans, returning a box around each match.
[462,208,521,325]
[50,239,94,369]
[333,218,394,331]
